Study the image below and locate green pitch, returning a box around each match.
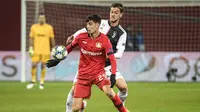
[0,82,200,112]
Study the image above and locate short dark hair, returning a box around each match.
[111,3,124,13]
[86,14,101,24]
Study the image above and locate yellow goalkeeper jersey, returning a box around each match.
[29,23,54,55]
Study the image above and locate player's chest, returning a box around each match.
[100,26,122,43]
[106,28,122,42]
[79,39,104,52]
[34,27,49,36]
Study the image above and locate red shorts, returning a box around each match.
[74,71,110,99]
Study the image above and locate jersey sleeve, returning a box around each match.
[115,30,127,58]
[29,25,34,38]
[49,25,55,38]
[103,36,116,74]
[71,34,80,46]
[103,37,114,55]
[66,33,80,53]
[73,28,87,37]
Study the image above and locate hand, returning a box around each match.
[29,46,34,57]
[110,74,116,88]
[66,35,74,46]
[46,59,60,68]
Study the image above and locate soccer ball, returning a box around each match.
[51,45,68,60]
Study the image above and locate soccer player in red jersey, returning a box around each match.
[46,15,129,112]
[66,4,128,111]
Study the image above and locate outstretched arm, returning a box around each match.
[107,53,117,75]
[46,35,79,68]
[66,28,87,45]
[107,50,117,88]
[104,38,117,88]
[66,35,79,53]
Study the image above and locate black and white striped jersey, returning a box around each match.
[99,20,127,55]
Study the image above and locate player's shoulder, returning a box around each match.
[100,33,109,41]
[100,33,107,38]
[45,23,53,28]
[76,32,88,38]
[31,23,38,28]
[101,19,108,24]
[118,24,127,34]
[79,32,88,35]
[100,19,109,27]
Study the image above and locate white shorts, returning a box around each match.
[73,66,123,83]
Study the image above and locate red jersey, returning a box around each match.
[67,32,114,79]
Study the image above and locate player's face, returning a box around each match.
[38,15,46,25]
[110,7,122,23]
[86,20,99,34]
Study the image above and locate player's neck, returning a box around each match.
[39,23,45,25]
[90,31,101,39]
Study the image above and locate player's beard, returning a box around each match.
[39,21,45,25]
[87,30,93,37]
[89,30,99,39]
[87,30,92,35]
[110,17,120,24]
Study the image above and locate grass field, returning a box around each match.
[0,82,200,112]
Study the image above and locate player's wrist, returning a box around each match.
[111,74,116,79]
[46,59,61,68]
[110,74,116,88]
[53,59,61,62]
[111,73,116,76]
[29,46,33,50]
[29,46,34,56]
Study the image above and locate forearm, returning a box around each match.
[66,44,75,54]
[51,38,56,48]
[29,38,33,47]
[66,35,78,54]
[114,49,124,59]
[108,54,117,74]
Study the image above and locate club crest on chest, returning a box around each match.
[96,42,102,48]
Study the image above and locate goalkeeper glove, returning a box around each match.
[46,59,60,68]
[110,74,116,88]
[29,46,34,56]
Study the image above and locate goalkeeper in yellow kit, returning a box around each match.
[27,14,55,89]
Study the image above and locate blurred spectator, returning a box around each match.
[125,25,134,51]
[134,24,145,51]
[125,24,145,51]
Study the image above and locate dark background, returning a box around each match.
[0,0,21,51]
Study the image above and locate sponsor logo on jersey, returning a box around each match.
[96,42,102,48]
[100,23,105,30]
[37,34,46,37]
[82,41,87,44]
[112,31,117,38]
[81,48,102,56]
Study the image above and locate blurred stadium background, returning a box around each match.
[0,0,200,112]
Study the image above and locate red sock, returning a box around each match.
[110,95,127,112]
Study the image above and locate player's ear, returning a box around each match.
[96,23,100,28]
